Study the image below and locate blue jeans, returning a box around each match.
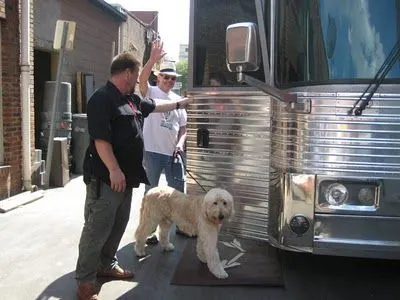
[144,151,185,194]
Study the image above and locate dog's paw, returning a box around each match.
[212,268,229,279]
[134,246,146,257]
[197,254,207,263]
[162,243,175,252]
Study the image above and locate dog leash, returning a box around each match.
[173,151,208,192]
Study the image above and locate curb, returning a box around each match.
[0,190,45,213]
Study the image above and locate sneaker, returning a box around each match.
[146,234,159,245]
[77,282,98,300]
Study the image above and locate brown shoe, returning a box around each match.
[97,265,134,280]
[77,282,98,300]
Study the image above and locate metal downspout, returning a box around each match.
[21,0,32,190]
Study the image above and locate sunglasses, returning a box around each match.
[161,75,177,81]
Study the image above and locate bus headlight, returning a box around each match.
[318,179,380,210]
[325,183,348,205]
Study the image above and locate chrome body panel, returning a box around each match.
[269,91,400,259]
[186,90,271,240]
[271,91,400,179]
[280,174,315,252]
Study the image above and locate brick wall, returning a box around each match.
[1,0,21,198]
[34,0,148,113]
[61,0,121,91]
[0,0,35,199]
[119,11,147,66]
[34,0,125,114]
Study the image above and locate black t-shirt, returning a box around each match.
[83,81,155,187]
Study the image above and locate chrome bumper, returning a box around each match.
[313,214,400,260]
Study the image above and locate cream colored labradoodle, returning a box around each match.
[134,186,234,279]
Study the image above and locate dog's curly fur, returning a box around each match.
[134,186,234,279]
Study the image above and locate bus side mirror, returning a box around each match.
[225,22,299,106]
[226,22,260,73]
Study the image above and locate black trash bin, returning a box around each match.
[71,114,89,174]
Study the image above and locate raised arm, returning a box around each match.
[139,40,166,97]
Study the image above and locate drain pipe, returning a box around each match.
[21,0,32,191]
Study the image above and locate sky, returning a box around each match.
[105,0,190,61]
[320,0,399,79]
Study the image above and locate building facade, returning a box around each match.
[0,0,35,199]
[179,43,189,62]
[0,0,154,200]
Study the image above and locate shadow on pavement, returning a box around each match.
[281,250,400,300]
[34,235,190,300]
[119,243,400,300]
[35,271,77,300]
[34,231,400,300]
[34,242,139,300]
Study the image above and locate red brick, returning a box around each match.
[0,0,34,198]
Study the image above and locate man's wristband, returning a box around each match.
[176,101,180,109]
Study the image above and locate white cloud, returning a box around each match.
[345,0,385,77]
[322,0,387,78]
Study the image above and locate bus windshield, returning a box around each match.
[276,0,400,87]
[192,0,266,87]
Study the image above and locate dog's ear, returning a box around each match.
[230,202,235,219]
[228,197,235,222]
[222,189,235,222]
[201,195,209,220]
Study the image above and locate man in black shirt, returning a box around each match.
[76,52,188,300]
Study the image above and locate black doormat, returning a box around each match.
[170,235,284,286]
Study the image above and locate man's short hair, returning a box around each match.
[110,52,140,75]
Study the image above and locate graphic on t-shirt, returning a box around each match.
[160,111,174,130]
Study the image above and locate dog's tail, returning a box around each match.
[135,194,147,239]
[139,194,146,217]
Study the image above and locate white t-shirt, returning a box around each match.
[143,86,187,156]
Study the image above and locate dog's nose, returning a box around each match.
[218,214,224,220]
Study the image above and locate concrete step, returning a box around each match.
[0,190,44,213]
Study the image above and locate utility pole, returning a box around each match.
[44,20,76,188]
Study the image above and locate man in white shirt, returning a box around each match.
[139,40,187,197]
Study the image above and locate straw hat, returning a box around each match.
[153,60,181,77]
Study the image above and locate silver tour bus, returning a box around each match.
[186,0,400,259]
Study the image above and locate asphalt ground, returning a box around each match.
[1,175,400,300]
